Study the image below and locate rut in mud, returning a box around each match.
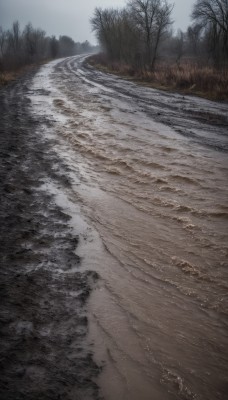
[0,72,100,400]
[1,55,228,400]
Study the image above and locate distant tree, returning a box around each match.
[173,29,185,66]
[0,27,7,57]
[23,23,46,61]
[59,35,76,57]
[187,24,202,56]
[1,21,23,69]
[7,21,21,54]
[0,22,95,72]
[49,36,59,58]
[0,27,7,70]
[81,40,92,53]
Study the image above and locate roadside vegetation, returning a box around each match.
[0,21,96,85]
[90,0,228,100]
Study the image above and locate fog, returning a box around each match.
[0,0,195,43]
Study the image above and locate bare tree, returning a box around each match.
[128,0,160,67]
[23,23,46,61]
[128,0,173,69]
[7,21,21,55]
[192,0,228,65]
[0,27,7,57]
[49,36,59,59]
[174,29,185,66]
[91,1,173,69]
[91,8,122,60]
[187,24,202,56]
[59,35,76,57]
[120,10,142,65]
[151,0,174,68]
[80,40,92,53]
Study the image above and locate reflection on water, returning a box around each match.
[30,56,228,400]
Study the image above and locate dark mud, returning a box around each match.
[0,71,100,399]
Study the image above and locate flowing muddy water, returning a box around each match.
[29,56,228,400]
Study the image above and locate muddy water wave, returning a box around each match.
[30,56,228,400]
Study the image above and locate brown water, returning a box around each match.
[30,56,228,400]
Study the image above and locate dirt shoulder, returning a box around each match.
[0,69,100,399]
[87,55,228,101]
[0,61,52,87]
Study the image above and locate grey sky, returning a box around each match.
[0,0,195,44]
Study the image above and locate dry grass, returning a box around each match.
[0,59,51,87]
[140,63,228,100]
[0,71,18,86]
[88,54,228,101]
[0,66,35,86]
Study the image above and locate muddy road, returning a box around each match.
[1,55,228,400]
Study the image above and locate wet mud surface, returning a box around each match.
[0,72,100,400]
[41,56,228,400]
[1,56,228,400]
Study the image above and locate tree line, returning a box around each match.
[0,21,95,72]
[91,0,228,69]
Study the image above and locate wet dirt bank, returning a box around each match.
[0,71,100,400]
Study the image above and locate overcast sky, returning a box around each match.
[0,0,195,44]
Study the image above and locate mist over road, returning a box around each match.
[1,55,228,400]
